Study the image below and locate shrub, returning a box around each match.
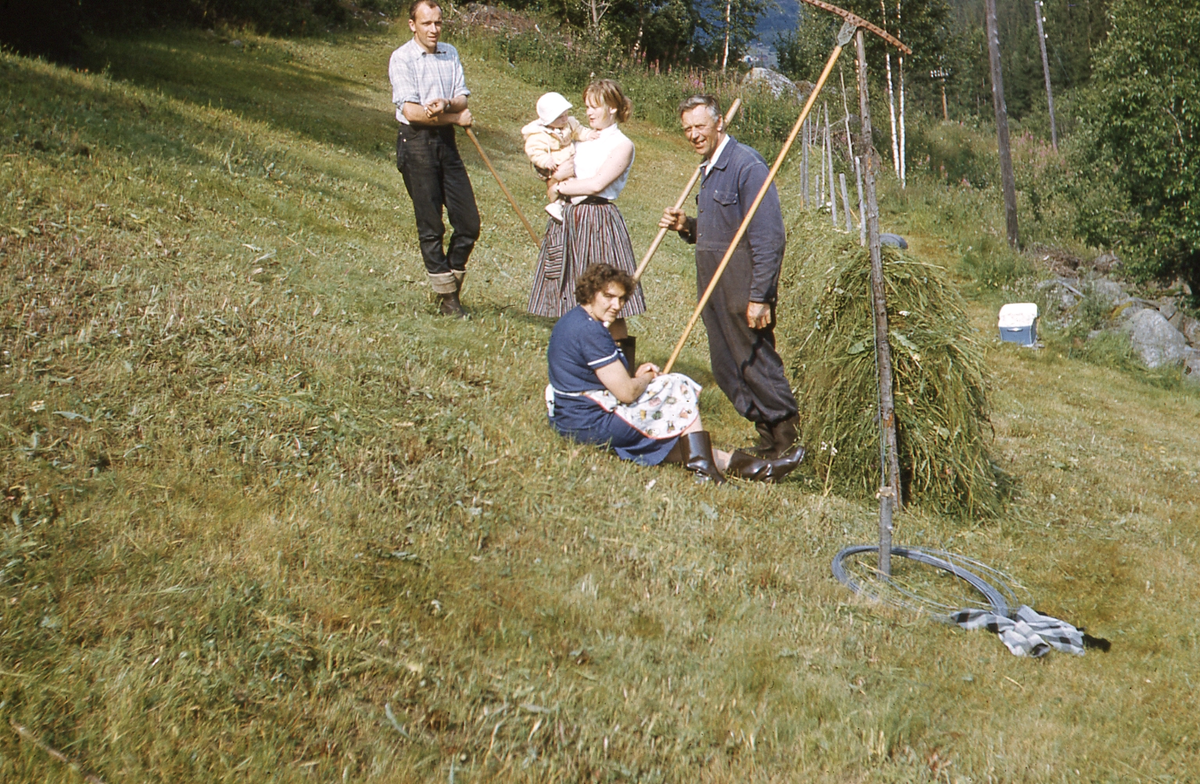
[905,118,995,188]
[1073,0,1200,294]
[956,234,1034,295]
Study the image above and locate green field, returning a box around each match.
[2,20,1199,782]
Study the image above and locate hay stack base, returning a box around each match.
[779,214,1001,517]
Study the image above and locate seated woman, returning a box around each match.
[545,263,805,484]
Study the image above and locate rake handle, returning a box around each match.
[663,40,848,374]
[633,98,742,283]
[464,126,542,248]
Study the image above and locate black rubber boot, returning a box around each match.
[678,431,725,484]
[750,414,799,459]
[725,443,806,483]
[616,336,637,371]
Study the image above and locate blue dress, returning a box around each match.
[546,306,678,466]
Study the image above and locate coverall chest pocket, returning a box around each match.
[712,188,739,207]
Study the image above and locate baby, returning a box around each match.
[521,92,594,222]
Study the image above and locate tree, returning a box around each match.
[1075,0,1200,292]
[773,7,838,82]
[694,0,775,68]
[606,0,702,65]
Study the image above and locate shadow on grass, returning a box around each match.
[79,29,394,156]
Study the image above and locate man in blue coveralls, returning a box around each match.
[659,94,800,458]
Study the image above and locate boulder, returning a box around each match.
[880,233,908,249]
[1037,278,1082,313]
[1121,308,1189,368]
[1158,298,1178,321]
[1086,278,1125,309]
[1182,315,1200,346]
[742,67,800,101]
[1114,297,1152,321]
[1184,349,1200,386]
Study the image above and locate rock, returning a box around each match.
[1121,308,1189,368]
[742,67,800,101]
[230,39,243,48]
[1092,252,1122,275]
[1182,315,1200,346]
[1035,246,1084,276]
[1114,297,1151,321]
[880,233,908,249]
[1085,278,1125,309]
[1158,298,1178,321]
[1037,278,1082,313]
[1184,349,1200,386]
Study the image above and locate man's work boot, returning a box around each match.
[439,290,467,318]
[725,443,806,483]
[751,414,799,459]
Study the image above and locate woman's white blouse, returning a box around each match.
[570,124,634,204]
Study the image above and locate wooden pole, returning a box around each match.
[896,0,906,189]
[801,119,810,209]
[880,0,899,179]
[839,63,856,165]
[1034,0,1058,150]
[463,127,541,248]
[857,28,902,573]
[854,155,865,245]
[984,0,1021,249]
[819,110,827,209]
[662,22,855,374]
[840,173,853,233]
[826,105,838,228]
[633,99,741,282]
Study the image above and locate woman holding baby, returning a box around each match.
[527,79,645,365]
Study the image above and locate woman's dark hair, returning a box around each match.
[584,79,632,124]
[575,263,634,305]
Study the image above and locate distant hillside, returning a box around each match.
[757,0,802,44]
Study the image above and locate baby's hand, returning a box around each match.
[552,160,575,181]
[583,128,600,141]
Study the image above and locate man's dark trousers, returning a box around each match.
[696,248,796,426]
[397,124,480,290]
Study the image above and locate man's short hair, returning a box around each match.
[678,95,721,123]
[575,263,634,306]
[409,0,440,20]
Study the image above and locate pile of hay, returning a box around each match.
[779,216,1001,517]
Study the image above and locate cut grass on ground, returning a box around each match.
[1,24,1199,782]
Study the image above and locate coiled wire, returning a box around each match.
[831,545,1020,618]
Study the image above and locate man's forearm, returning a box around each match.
[401,95,469,126]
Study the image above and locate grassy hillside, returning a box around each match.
[2,22,1198,782]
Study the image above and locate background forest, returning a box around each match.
[4,0,1196,289]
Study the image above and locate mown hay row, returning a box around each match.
[778,213,1001,517]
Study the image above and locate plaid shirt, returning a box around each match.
[388,38,468,124]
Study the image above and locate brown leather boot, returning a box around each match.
[439,290,467,318]
[677,431,725,484]
[725,443,806,483]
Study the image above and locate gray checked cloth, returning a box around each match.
[950,605,1089,657]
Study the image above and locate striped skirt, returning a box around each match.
[527,201,647,319]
